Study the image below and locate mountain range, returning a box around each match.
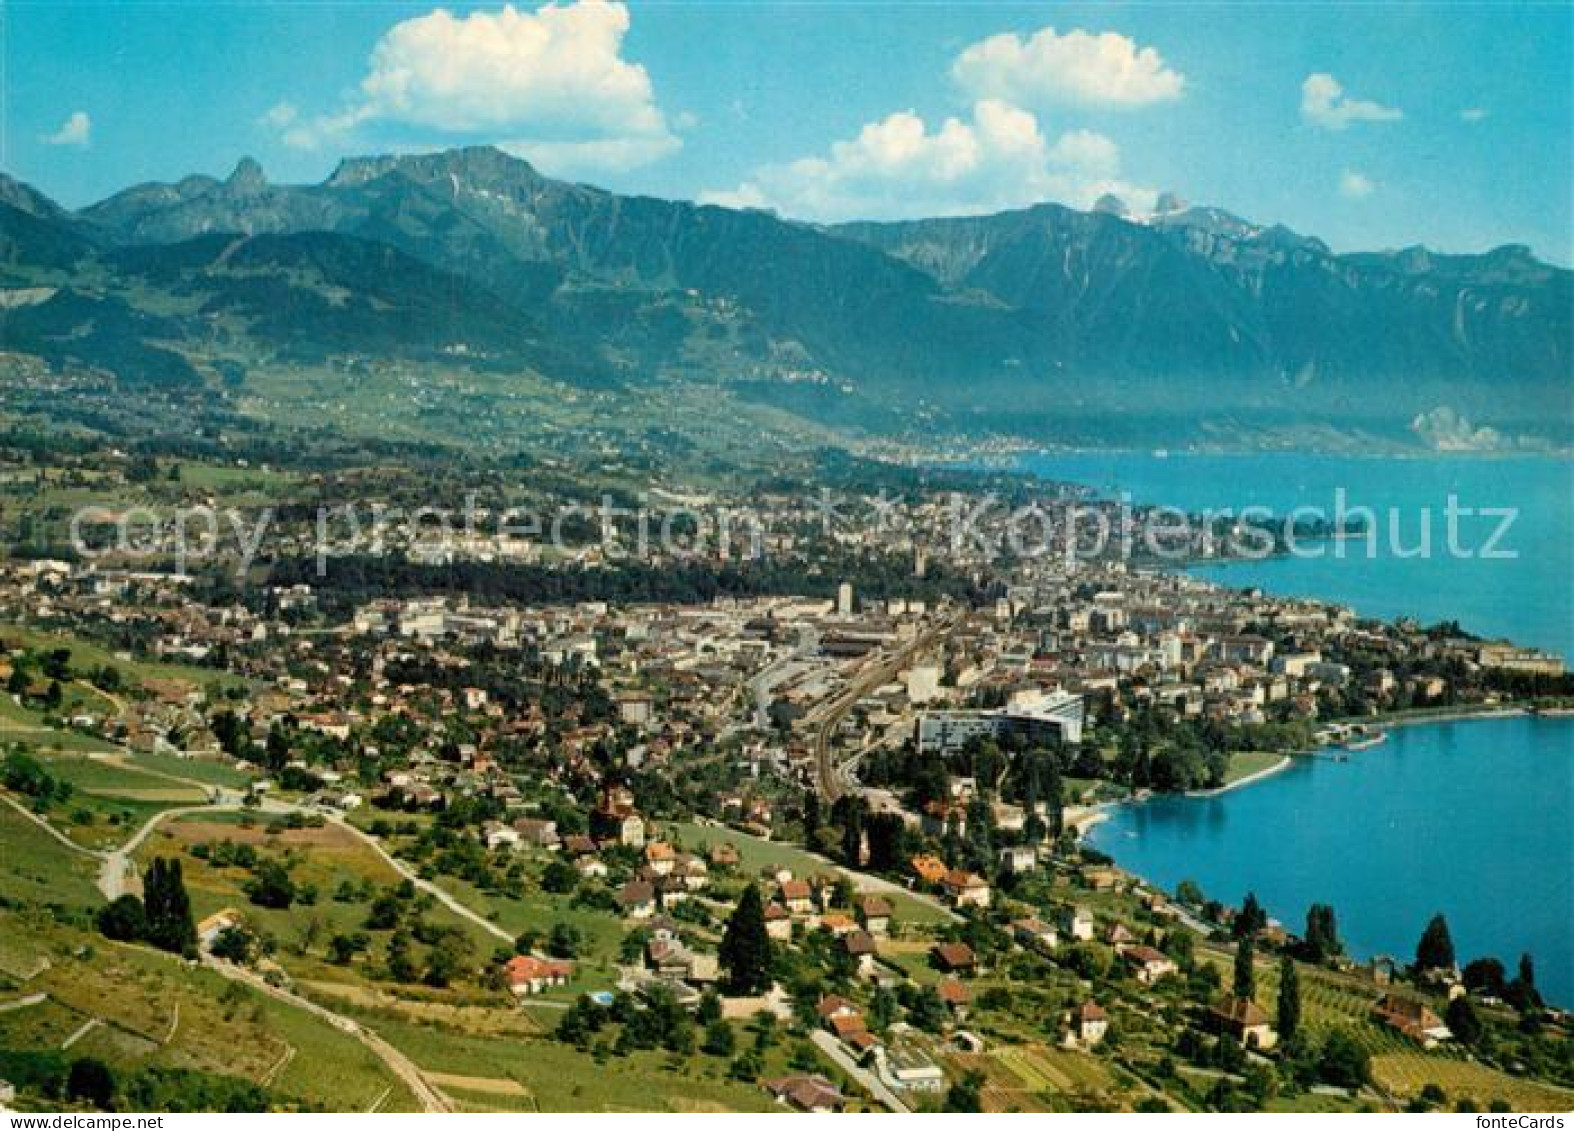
[2,146,1568,451]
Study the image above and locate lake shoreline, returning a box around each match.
[1185,755,1294,798]
[1012,450,1574,660]
[943,446,1574,468]
[1072,701,1552,843]
[1084,712,1574,1006]
[1368,705,1529,730]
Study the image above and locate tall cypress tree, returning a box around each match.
[1020,767,1043,843]
[143,856,197,955]
[720,884,771,995]
[866,812,907,872]
[1304,903,1341,963]
[801,790,821,841]
[142,858,168,939]
[1415,913,1456,974]
[1518,953,1538,996]
[169,858,196,953]
[840,799,865,867]
[1507,952,1543,1011]
[1235,892,1267,939]
[1046,769,1065,841]
[1276,955,1301,1040]
[1233,934,1257,1000]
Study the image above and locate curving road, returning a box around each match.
[93,793,513,949]
[98,791,240,901]
[1,792,101,860]
[326,815,514,945]
[202,955,452,1112]
[5,760,493,1113]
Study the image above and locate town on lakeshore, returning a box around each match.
[0,451,1569,1114]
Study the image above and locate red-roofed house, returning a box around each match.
[1210,995,1278,1050]
[1068,1001,1108,1048]
[857,895,893,935]
[1120,945,1178,985]
[910,855,948,885]
[941,869,991,909]
[1372,993,1451,1047]
[764,901,793,941]
[938,977,972,1019]
[763,1075,846,1113]
[779,879,815,916]
[502,955,574,996]
[932,942,977,973]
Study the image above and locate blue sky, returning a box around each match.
[6,1,1570,261]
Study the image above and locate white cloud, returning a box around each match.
[260,102,298,129]
[953,26,1184,109]
[701,99,1150,223]
[1301,73,1401,130]
[43,110,92,148]
[1338,169,1376,199]
[1460,107,1489,123]
[280,1,678,174]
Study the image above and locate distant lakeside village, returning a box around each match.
[1,470,1570,1114]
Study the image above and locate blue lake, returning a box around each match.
[1011,452,1574,1004]
[1014,451,1574,658]
[1088,715,1574,1007]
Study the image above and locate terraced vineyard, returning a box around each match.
[956,1044,1140,1112]
[44,752,210,800]
[0,803,101,908]
[0,695,117,754]
[0,909,417,1110]
[126,750,254,790]
[1216,948,1569,1109]
[1257,961,1412,1053]
[1371,1053,1574,1111]
[428,1073,540,1113]
[361,1012,778,1112]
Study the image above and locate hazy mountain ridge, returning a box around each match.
[835,204,1569,404]
[71,150,1040,391]
[3,147,1570,449]
[108,229,553,367]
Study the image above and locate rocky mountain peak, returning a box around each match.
[1092,193,1130,218]
[0,171,67,220]
[226,156,267,194]
[325,145,542,193]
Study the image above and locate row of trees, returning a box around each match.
[262,549,989,617]
[1,750,73,810]
[97,857,197,957]
[1417,913,1542,1012]
[1230,934,1304,1044]
[1214,895,1543,1021]
[0,1050,268,1112]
